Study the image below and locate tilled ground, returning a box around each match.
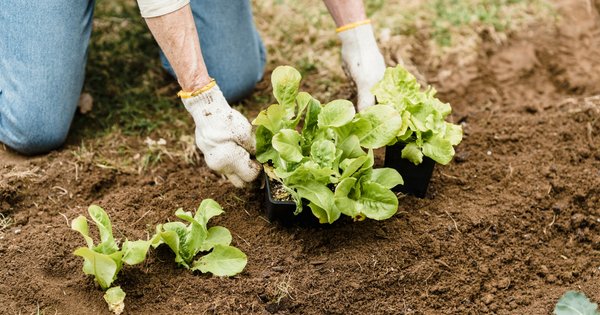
[1,0,599,314]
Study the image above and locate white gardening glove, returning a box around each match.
[181,82,261,188]
[338,21,386,112]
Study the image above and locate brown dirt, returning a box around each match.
[1,0,600,314]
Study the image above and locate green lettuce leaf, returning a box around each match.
[271,66,301,118]
[73,247,119,290]
[104,286,126,315]
[199,226,233,252]
[318,99,355,128]
[272,129,304,163]
[354,105,403,149]
[88,205,118,255]
[192,244,247,277]
[357,181,399,220]
[401,142,423,165]
[370,168,403,188]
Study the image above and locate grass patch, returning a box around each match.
[0,213,13,236]
[73,0,184,139]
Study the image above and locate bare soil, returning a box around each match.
[1,0,600,314]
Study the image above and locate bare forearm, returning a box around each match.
[322,0,367,27]
[145,4,211,92]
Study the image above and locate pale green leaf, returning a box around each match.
[357,181,399,220]
[251,104,286,133]
[191,244,247,276]
[196,199,225,227]
[354,105,403,149]
[333,178,359,218]
[121,240,151,265]
[255,125,279,164]
[317,99,355,128]
[104,286,125,315]
[271,66,301,117]
[422,135,454,165]
[338,135,366,160]
[339,156,369,180]
[554,291,599,315]
[310,139,336,168]
[401,142,424,165]
[370,168,403,188]
[88,205,118,254]
[71,215,94,248]
[308,202,334,224]
[73,247,118,290]
[272,129,304,163]
[444,122,463,146]
[199,226,232,252]
[157,230,187,268]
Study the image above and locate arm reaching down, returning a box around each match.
[324,0,386,112]
[137,2,261,187]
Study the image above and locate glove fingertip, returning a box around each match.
[227,174,246,188]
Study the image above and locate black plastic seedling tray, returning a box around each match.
[384,143,435,198]
[263,174,319,225]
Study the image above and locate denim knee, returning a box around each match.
[4,118,70,156]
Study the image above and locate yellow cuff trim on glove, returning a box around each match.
[335,19,371,33]
[177,79,216,99]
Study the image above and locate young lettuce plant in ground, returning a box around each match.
[371,65,463,165]
[71,205,152,314]
[253,65,404,224]
[151,199,247,276]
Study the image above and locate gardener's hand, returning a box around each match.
[181,81,261,188]
[338,21,386,112]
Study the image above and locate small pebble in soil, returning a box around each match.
[454,151,469,163]
[487,150,492,156]
[546,274,557,283]
[496,277,511,289]
[539,265,549,276]
[13,228,21,234]
[482,294,494,305]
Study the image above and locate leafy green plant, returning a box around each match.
[253,66,404,223]
[71,205,152,314]
[151,199,247,276]
[71,205,152,289]
[372,65,463,165]
[554,291,599,315]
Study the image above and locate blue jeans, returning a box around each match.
[0,0,266,155]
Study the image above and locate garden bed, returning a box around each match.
[1,0,600,313]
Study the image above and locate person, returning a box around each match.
[0,0,386,187]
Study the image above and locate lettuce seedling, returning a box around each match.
[253,66,404,223]
[372,65,463,165]
[71,205,152,290]
[71,205,152,314]
[151,199,247,277]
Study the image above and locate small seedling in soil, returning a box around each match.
[71,205,152,314]
[151,199,247,276]
[253,66,404,224]
[554,291,599,315]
